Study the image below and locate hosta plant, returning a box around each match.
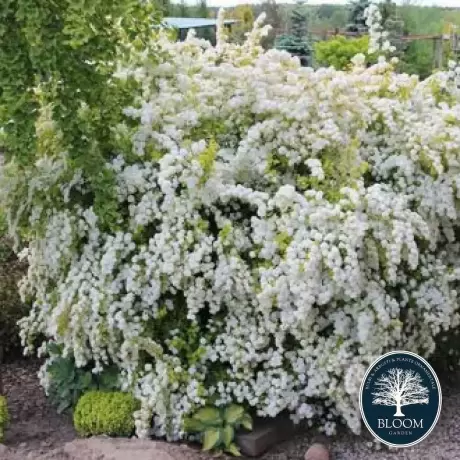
[45,343,120,413]
[3,7,460,444]
[184,405,252,456]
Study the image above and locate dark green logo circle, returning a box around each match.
[359,351,442,447]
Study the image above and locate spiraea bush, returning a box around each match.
[2,9,460,441]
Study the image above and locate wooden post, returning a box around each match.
[433,36,443,70]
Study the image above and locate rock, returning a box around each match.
[0,444,10,457]
[304,443,330,460]
[236,414,300,457]
[63,438,181,460]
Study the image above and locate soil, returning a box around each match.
[1,360,459,460]
[1,360,75,458]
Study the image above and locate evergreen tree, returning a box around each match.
[346,0,370,33]
[380,0,406,60]
[275,1,312,66]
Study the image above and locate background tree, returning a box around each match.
[275,1,312,66]
[179,0,189,18]
[228,5,255,44]
[346,0,370,33]
[196,0,209,18]
[158,0,172,17]
[380,0,406,59]
[257,0,283,49]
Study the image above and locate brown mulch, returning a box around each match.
[1,359,75,458]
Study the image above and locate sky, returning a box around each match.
[206,0,460,9]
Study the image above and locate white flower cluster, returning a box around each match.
[365,1,396,54]
[5,16,460,441]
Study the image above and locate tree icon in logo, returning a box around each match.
[372,368,429,417]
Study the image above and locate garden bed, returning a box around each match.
[1,360,460,459]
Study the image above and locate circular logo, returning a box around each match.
[359,351,442,448]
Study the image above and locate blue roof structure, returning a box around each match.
[163,17,238,30]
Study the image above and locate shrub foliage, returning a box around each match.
[2,12,460,441]
[0,234,28,362]
[0,396,8,443]
[314,35,374,69]
[73,391,139,437]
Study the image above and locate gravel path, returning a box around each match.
[0,360,459,459]
[262,370,460,460]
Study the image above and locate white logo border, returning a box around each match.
[359,350,442,448]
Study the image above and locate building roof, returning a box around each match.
[163,17,238,30]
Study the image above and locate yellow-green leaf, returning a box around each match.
[202,428,221,451]
[240,413,253,431]
[222,424,234,447]
[194,407,221,426]
[226,443,241,456]
[224,404,244,424]
[183,417,206,433]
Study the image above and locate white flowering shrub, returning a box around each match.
[2,12,460,441]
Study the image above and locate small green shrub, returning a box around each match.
[0,396,9,443]
[73,391,139,437]
[184,404,252,456]
[314,35,375,70]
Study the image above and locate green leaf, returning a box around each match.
[221,424,234,447]
[193,407,221,426]
[226,443,241,456]
[47,342,62,355]
[240,413,253,431]
[183,417,206,433]
[57,400,70,414]
[77,371,92,389]
[202,428,221,451]
[98,367,119,390]
[224,404,244,424]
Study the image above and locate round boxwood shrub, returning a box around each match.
[73,391,139,437]
[3,11,460,443]
[0,396,9,443]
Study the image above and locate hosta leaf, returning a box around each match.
[77,371,92,389]
[183,417,206,433]
[240,413,253,431]
[202,428,220,451]
[57,400,70,414]
[98,367,119,390]
[226,443,241,456]
[221,424,234,447]
[224,404,244,424]
[194,407,221,426]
